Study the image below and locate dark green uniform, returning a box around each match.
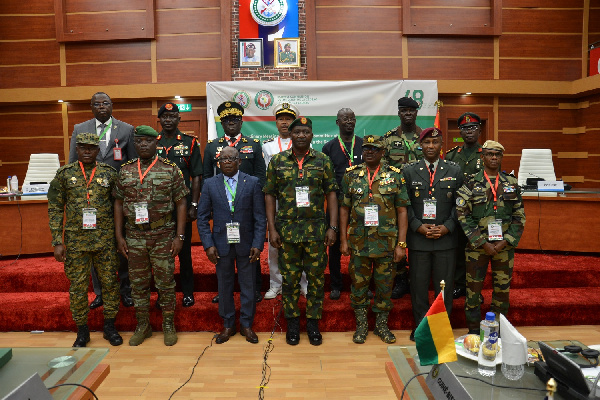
[341,163,410,312]
[263,148,338,319]
[203,135,265,187]
[279,51,297,64]
[114,157,189,313]
[48,161,120,325]
[382,128,423,171]
[456,170,526,330]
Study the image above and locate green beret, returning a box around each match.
[134,125,159,137]
[362,134,384,149]
[288,117,312,131]
[76,132,99,145]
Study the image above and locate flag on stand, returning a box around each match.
[414,292,457,366]
[434,106,440,129]
[207,104,218,141]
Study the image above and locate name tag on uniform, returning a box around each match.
[226,222,241,243]
[113,147,122,161]
[82,208,97,229]
[364,205,379,226]
[134,202,149,224]
[488,219,503,241]
[423,199,437,220]
[296,186,310,207]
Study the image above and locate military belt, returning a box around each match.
[129,214,172,231]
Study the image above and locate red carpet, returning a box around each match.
[1,248,599,332]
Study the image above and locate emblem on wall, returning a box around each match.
[250,0,288,26]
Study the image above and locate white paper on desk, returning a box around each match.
[583,366,600,388]
[499,314,527,365]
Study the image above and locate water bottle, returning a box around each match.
[480,312,496,343]
[6,176,10,193]
[10,175,18,193]
[501,362,525,380]
[478,313,499,377]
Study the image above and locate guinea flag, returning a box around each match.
[415,292,457,366]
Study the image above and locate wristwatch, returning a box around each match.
[190,202,198,208]
[178,234,185,241]
[329,225,339,233]
[396,241,407,248]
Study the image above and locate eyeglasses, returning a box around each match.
[459,125,479,132]
[92,101,112,107]
[218,157,239,163]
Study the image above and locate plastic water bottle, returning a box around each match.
[501,362,525,380]
[480,312,496,343]
[6,176,11,193]
[478,313,499,377]
[10,175,18,193]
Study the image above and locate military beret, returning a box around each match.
[397,97,419,109]
[288,117,312,131]
[362,134,384,149]
[217,101,244,119]
[158,102,180,117]
[284,43,291,48]
[457,112,481,127]
[134,125,159,137]
[418,127,442,142]
[273,102,299,119]
[76,132,99,145]
[246,42,256,49]
[482,140,505,152]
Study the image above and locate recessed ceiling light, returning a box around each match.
[174,95,181,99]
[58,100,64,103]
[465,92,472,95]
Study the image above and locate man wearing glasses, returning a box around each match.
[68,92,137,310]
[445,112,484,300]
[455,140,525,334]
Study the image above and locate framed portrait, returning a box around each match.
[238,39,263,68]
[274,38,300,68]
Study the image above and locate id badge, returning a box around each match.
[134,202,149,224]
[364,205,379,226]
[423,199,437,220]
[295,186,310,207]
[82,208,97,229]
[488,219,503,241]
[226,222,241,244]
[113,147,122,161]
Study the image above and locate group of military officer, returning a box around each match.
[49,92,525,348]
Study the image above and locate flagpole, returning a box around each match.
[440,280,445,302]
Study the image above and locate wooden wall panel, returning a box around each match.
[0,16,56,40]
[590,8,600,45]
[0,66,61,89]
[156,60,222,83]
[315,58,402,80]
[553,159,600,182]
[0,138,64,163]
[409,58,494,80]
[315,32,402,57]
[0,42,60,65]
[580,96,600,127]
[0,114,63,137]
[406,7,492,29]
[64,12,149,37]
[3,0,54,14]
[499,34,582,59]
[503,0,583,7]
[66,62,152,86]
[156,0,220,8]
[407,37,493,57]
[315,7,401,31]
[498,106,576,131]
[156,34,222,59]
[65,42,151,63]
[155,8,221,35]
[499,59,581,81]
[65,0,148,12]
[502,9,583,33]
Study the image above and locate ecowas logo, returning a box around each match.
[250,0,288,27]
[254,90,274,110]
[232,91,251,108]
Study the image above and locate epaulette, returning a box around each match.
[180,131,198,139]
[446,145,459,153]
[443,159,459,167]
[56,163,76,173]
[383,127,399,138]
[405,161,418,167]
[242,138,248,143]
[263,137,275,144]
[254,138,260,143]
[160,157,178,168]
[122,158,137,167]
[218,137,226,143]
[389,165,402,173]
[97,161,117,172]
[207,139,214,144]
[346,165,359,172]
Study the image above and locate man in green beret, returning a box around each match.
[114,125,189,346]
[48,132,123,347]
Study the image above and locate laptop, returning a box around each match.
[1,373,53,400]
[535,341,600,400]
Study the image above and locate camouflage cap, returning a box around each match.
[397,97,419,109]
[418,127,442,142]
[76,132,100,145]
[482,140,505,152]
[273,102,299,119]
[134,125,159,137]
[289,116,312,131]
[362,134,384,149]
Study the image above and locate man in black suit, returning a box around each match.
[197,147,266,344]
[401,127,463,341]
[68,92,136,309]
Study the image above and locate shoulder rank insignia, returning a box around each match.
[389,166,401,173]
[242,138,248,143]
[446,145,459,153]
[162,158,177,167]
[254,138,260,143]
[346,165,359,172]
[122,159,137,166]
[263,137,275,144]
[176,134,182,140]
[207,139,214,144]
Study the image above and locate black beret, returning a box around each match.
[158,102,179,117]
[397,97,419,109]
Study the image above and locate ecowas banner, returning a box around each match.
[206,80,438,151]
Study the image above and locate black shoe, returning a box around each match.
[73,325,90,347]
[182,295,195,307]
[367,289,374,299]
[452,287,466,299]
[329,289,341,300]
[286,317,300,346]
[254,291,262,303]
[306,319,322,346]
[409,329,415,342]
[103,318,123,346]
[391,275,410,299]
[212,294,219,304]
[122,293,134,307]
[89,295,103,309]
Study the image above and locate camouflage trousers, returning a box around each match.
[279,240,326,319]
[126,229,176,313]
[349,255,395,313]
[465,246,514,330]
[64,231,119,325]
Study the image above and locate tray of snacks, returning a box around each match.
[455,334,503,365]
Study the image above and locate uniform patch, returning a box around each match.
[456,197,466,206]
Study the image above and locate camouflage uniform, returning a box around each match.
[48,161,120,325]
[341,163,410,312]
[456,169,526,330]
[382,128,423,171]
[263,148,338,319]
[114,157,189,314]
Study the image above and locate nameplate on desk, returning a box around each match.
[537,181,564,192]
[425,363,472,400]
[22,183,49,194]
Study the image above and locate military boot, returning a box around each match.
[129,312,152,346]
[73,325,90,347]
[391,273,410,299]
[352,308,369,344]
[286,317,300,346]
[103,318,123,346]
[373,312,396,344]
[306,318,322,346]
[162,311,178,346]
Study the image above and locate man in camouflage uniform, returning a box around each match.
[156,102,203,307]
[204,101,265,304]
[455,140,525,334]
[445,112,484,299]
[114,125,189,346]
[383,96,424,299]
[339,135,410,344]
[264,117,338,346]
[48,132,123,347]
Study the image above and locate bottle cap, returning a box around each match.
[485,312,496,321]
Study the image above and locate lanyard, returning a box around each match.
[337,135,355,167]
[226,135,242,148]
[366,165,380,199]
[484,171,500,212]
[278,137,292,152]
[137,156,159,186]
[79,161,97,205]
[427,163,437,196]
[224,178,237,213]
[98,119,112,141]
[293,151,308,179]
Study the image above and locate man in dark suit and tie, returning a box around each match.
[197,146,266,344]
[401,127,463,341]
[68,92,137,309]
